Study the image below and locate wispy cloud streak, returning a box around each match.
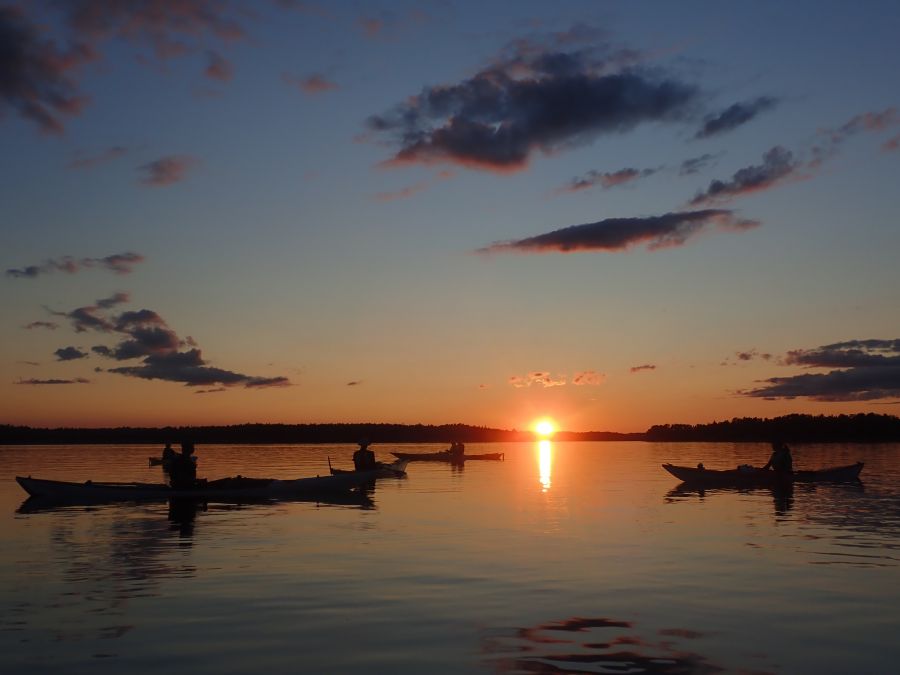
[478,210,758,255]
[6,253,144,279]
[695,96,778,138]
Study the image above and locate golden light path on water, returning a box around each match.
[538,439,552,492]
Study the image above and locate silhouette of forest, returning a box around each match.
[2,414,899,444]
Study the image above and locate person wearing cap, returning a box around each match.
[353,439,377,471]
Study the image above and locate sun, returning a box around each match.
[534,418,556,438]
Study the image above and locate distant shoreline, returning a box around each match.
[2,414,900,444]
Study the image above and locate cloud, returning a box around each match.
[54,346,88,361]
[572,370,605,385]
[679,153,719,175]
[67,146,128,169]
[96,292,131,309]
[204,50,234,81]
[2,2,252,133]
[138,156,198,186]
[689,146,800,205]
[630,364,656,373]
[783,339,900,368]
[60,0,246,60]
[49,294,292,389]
[0,7,91,134]
[282,73,339,95]
[509,372,566,388]
[730,349,773,362]
[695,96,778,139]
[478,209,759,255]
[195,387,227,394]
[107,349,290,388]
[560,167,659,194]
[6,252,144,278]
[24,321,58,330]
[742,339,900,401]
[882,135,900,152]
[17,377,90,385]
[811,107,900,165]
[346,380,362,386]
[366,33,699,172]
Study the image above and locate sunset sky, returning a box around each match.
[3,1,899,432]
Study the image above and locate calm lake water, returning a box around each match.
[1,442,898,674]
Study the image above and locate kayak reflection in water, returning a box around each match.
[762,441,793,474]
[353,439,377,471]
[169,442,200,489]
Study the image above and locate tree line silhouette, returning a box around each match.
[1,414,899,444]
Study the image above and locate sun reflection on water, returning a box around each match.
[538,440,552,492]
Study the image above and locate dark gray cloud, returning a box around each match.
[695,96,778,139]
[735,349,772,362]
[67,146,128,169]
[6,252,144,278]
[0,6,90,134]
[107,349,290,388]
[367,35,699,172]
[689,146,799,205]
[784,339,900,368]
[679,153,719,175]
[50,294,292,389]
[347,380,362,386]
[561,167,659,193]
[17,377,90,385]
[138,156,199,186]
[630,364,656,373]
[54,346,88,361]
[478,209,759,255]
[97,292,130,309]
[742,339,900,401]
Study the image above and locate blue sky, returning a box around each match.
[2,1,899,431]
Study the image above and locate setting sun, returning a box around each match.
[534,419,556,438]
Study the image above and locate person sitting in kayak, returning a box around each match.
[763,441,793,474]
[169,442,199,489]
[162,442,176,463]
[353,440,377,471]
[449,441,465,460]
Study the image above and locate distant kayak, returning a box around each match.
[328,458,409,478]
[391,451,504,462]
[16,473,371,503]
[662,462,863,485]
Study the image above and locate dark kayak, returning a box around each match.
[662,462,863,486]
[391,451,504,462]
[328,458,409,478]
[16,473,372,503]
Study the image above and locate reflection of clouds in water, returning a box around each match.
[483,615,728,674]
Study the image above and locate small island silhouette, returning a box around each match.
[2,413,899,445]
